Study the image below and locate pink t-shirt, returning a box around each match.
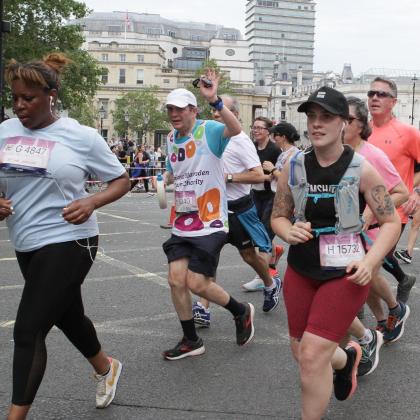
[369,118,420,223]
[358,141,402,244]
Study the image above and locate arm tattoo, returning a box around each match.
[272,189,294,219]
[371,185,394,216]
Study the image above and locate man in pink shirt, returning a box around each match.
[368,76,420,303]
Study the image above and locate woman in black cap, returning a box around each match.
[271,86,400,419]
[263,121,300,183]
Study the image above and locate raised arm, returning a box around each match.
[198,69,241,138]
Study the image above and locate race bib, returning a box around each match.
[319,233,365,269]
[0,136,55,174]
[175,190,198,213]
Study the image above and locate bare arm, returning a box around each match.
[198,69,241,138]
[362,180,409,229]
[347,161,401,284]
[62,173,130,225]
[271,161,313,244]
[227,165,264,184]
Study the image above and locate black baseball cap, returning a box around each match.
[269,122,300,142]
[297,86,349,119]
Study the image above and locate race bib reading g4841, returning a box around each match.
[0,136,55,174]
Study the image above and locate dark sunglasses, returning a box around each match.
[367,90,395,99]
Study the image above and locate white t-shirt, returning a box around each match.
[0,117,126,251]
[223,131,261,201]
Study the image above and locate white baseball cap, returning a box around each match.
[165,88,197,108]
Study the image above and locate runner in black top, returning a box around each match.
[271,86,400,419]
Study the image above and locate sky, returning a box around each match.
[82,0,420,76]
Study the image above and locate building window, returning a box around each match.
[225,49,235,56]
[101,53,108,61]
[163,78,170,84]
[119,69,126,84]
[98,99,109,119]
[282,72,288,81]
[168,30,176,37]
[281,100,286,107]
[136,69,144,85]
[281,111,286,120]
[101,68,108,84]
[137,54,144,63]
[172,47,178,54]
[281,88,287,95]
[120,54,126,62]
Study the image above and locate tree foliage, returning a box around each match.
[194,59,234,119]
[3,0,103,112]
[113,87,169,143]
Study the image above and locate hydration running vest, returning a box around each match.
[288,149,365,236]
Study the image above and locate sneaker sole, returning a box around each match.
[193,319,211,328]
[239,303,255,346]
[386,305,411,343]
[363,331,384,377]
[346,341,362,400]
[163,345,206,361]
[242,284,264,292]
[96,360,123,409]
[395,252,412,264]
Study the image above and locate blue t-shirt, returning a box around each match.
[166,119,228,172]
[0,117,126,251]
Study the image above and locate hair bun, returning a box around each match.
[43,53,71,75]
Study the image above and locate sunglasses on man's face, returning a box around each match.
[367,90,395,99]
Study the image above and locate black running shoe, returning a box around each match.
[357,330,384,377]
[234,303,255,346]
[395,249,412,264]
[334,341,361,401]
[162,337,205,361]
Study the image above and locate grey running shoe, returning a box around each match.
[357,330,384,377]
[383,302,410,343]
[396,274,416,303]
[162,337,205,360]
[395,249,412,264]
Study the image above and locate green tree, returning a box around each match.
[113,87,169,144]
[3,0,103,112]
[67,98,97,128]
[194,59,234,119]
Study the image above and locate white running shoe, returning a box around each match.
[95,357,122,409]
[242,274,264,292]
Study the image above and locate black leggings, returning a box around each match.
[12,237,101,405]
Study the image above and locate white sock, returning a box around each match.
[358,328,373,345]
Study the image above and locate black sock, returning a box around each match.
[224,297,246,317]
[180,319,198,342]
[382,255,406,283]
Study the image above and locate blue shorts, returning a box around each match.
[227,195,272,253]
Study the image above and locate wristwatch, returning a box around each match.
[227,174,234,183]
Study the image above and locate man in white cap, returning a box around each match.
[162,70,255,360]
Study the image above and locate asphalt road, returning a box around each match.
[0,192,419,419]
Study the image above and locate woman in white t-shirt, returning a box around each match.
[0,53,129,419]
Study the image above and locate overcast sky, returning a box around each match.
[82,0,420,76]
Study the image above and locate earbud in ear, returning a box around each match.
[49,96,53,106]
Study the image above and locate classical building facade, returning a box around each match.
[73,11,269,145]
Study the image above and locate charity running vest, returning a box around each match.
[167,121,228,237]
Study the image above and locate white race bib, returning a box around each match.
[0,136,55,174]
[319,233,365,269]
[175,190,198,213]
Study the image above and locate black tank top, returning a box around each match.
[287,146,366,281]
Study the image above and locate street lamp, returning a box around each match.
[99,104,106,137]
[410,74,417,126]
[124,110,129,140]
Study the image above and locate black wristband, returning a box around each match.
[209,96,223,111]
